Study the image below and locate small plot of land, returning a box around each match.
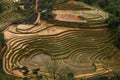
[54,0,92,10]
[55,14,87,23]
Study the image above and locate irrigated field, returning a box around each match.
[3,26,120,78]
[1,0,120,79]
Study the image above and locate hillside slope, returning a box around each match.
[1,0,120,80]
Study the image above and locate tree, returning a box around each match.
[0,1,5,13]
[97,0,109,8]
[44,59,61,80]
[0,32,5,52]
[114,32,120,49]
[105,15,120,28]
[23,77,29,80]
[67,72,74,80]
[36,75,43,80]
[32,68,40,75]
[59,66,74,80]
[38,0,55,10]
[104,4,120,17]
[38,0,55,20]
[43,59,75,80]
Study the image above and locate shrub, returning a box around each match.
[0,32,5,50]
[114,32,120,50]
[105,15,120,28]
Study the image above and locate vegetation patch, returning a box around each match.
[47,18,88,28]
[54,2,92,10]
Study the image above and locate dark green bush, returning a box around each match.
[0,32,5,49]
[105,15,120,28]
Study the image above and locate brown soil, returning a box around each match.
[55,14,87,23]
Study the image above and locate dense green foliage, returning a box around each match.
[0,1,5,13]
[19,0,56,20]
[39,0,55,10]
[38,0,55,20]
[0,32,5,50]
[105,15,120,28]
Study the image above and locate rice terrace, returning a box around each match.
[0,0,120,80]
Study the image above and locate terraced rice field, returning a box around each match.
[1,0,120,79]
[52,0,108,28]
[2,24,120,78]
